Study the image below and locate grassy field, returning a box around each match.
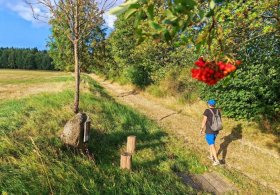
[0,70,208,194]
[0,70,276,194]
[0,70,74,100]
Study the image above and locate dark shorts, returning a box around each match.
[205,134,217,145]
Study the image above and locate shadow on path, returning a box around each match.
[218,124,243,163]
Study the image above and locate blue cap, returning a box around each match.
[208,99,216,106]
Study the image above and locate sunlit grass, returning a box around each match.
[0,69,74,100]
[0,74,207,194]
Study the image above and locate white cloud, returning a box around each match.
[103,12,117,29]
[0,0,49,26]
[1,0,124,28]
[102,0,124,29]
[8,1,49,26]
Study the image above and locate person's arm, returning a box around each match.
[200,115,207,134]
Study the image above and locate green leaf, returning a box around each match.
[163,30,172,42]
[163,19,178,25]
[165,9,176,18]
[137,36,145,45]
[174,41,181,47]
[135,28,143,35]
[149,21,162,30]
[109,6,129,15]
[109,0,138,15]
[180,34,188,43]
[124,7,138,19]
[217,25,223,40]
[196,31,208,44]
[134,11,144,26]
[198,9,205,19]
[146,4,154,19]
[206,10,214,17]
[210,0,216,10]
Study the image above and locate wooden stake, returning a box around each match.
[120,152,132,170]
[127,135,136,154]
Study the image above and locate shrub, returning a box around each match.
[201,35,280,120]
[125,65,152,88]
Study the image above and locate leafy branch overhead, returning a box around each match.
[110,0,279,85]
[110,0,279,55]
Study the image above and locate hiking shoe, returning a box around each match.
[213,160,220,166]
[207,156,214,161]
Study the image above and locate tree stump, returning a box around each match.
[120,152,132,170]
[127,135,136,154]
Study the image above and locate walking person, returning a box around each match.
[200,99,222,166]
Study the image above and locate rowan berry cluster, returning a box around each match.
[191,57,240,85]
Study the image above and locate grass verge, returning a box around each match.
[1,76,208,194]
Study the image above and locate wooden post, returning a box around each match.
[127,135,136,154]
[120,152,132,170]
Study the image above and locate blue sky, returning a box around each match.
[0,0,119,50]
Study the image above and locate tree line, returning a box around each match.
[0,47,53,70]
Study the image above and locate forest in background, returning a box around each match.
[0,47,53,70]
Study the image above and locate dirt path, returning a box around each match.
[90,74,280,194]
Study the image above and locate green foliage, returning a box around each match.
[0,75,207,194]
[106,0,280,122]
[0,47,53,70]
[125,65,152,88]
[99,8,202,99]
[48,5,106,72]
[111,0,279,58]
[201,35,280,120]
[106,14,137,77]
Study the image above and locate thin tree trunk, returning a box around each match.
[73,40,80,114]
[73,3,80,114]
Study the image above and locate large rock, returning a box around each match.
[60,113,88,148]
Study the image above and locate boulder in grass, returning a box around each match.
[60,113,88,148]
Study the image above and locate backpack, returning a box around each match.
[209,109,223,131]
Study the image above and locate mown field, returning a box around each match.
[0,70,208,194]
[0,70,275,194]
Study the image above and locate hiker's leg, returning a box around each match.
[209,147,212,157]
[206,134,219,162]
[210,145,219,161]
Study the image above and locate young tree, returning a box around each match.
[48,14,107,73]
[26,0,116,113]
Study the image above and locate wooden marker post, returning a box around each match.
[127,135,136,154]
[120,152,132,170]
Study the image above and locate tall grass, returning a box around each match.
[0,76,207,194]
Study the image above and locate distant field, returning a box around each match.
[0,70,74,100]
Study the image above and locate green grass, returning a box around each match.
[0,76,207,194]
[0,69,73,85]
[0,76,73,85]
